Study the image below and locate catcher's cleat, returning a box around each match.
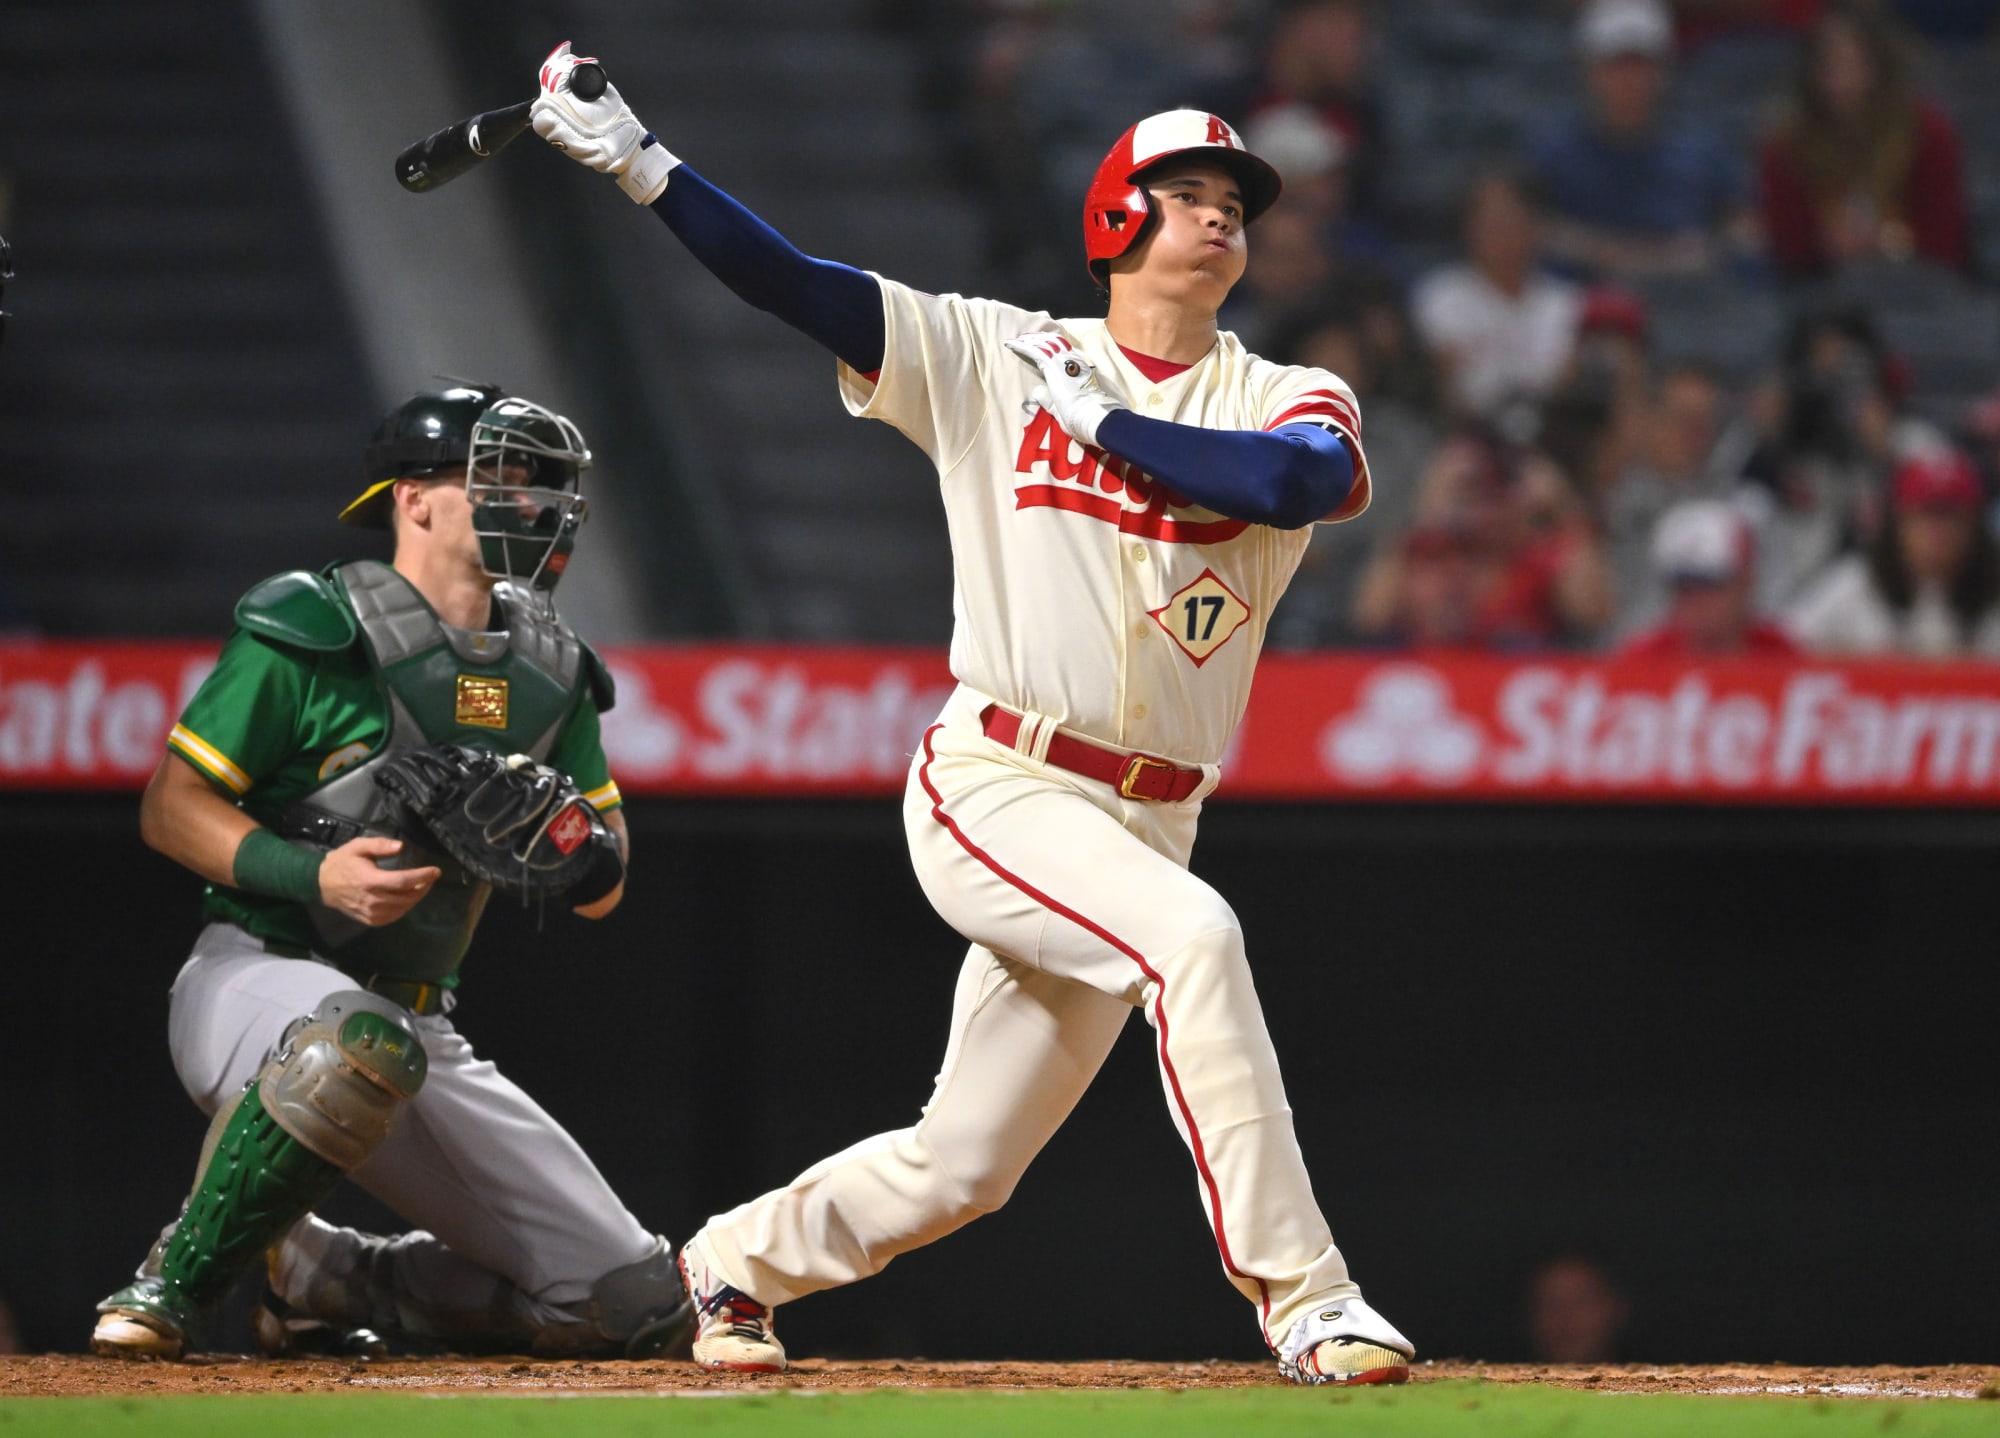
[1278,1296,1414,1387]
[92,1278,202,1361]
[678,1237,785,1373]
[252,1286,390,1360]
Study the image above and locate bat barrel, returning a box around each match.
[394,99,535,193]
[394,63,611,194]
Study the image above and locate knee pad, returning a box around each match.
[544,1237,693,1359]
[259,990,428,1170]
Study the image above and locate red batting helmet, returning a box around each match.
[1082,109,1283,288]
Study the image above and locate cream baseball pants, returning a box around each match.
[697,685,1362,1349]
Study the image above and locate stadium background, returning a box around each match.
[0,0,1996,1369]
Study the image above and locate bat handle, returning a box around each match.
[571,62,607,102]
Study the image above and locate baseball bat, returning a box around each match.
[394,62,606,193]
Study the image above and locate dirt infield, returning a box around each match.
[3,1355,1995,1400]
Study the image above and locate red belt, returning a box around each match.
[980,705,1205,803]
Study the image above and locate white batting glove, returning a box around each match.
[530,41,679,205]
[1003,332,1129,449]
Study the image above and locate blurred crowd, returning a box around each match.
[915,0,2000,660]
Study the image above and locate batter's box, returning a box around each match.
[1151,568,1250,665]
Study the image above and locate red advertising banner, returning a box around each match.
[5,640,2000,804]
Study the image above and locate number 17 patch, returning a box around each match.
[1150,568,1251,666]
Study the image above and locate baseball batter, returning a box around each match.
[533,44,1414,1385]
[90,387,692,1361]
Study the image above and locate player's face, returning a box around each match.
[1127,163,1249,299]
[392,468,484,572]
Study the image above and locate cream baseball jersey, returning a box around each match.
[838,279,1371,766]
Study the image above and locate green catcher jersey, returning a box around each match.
[167,587,620,977]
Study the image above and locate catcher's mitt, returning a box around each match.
[373,743,623,905]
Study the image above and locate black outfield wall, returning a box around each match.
[2,795,1993,1364]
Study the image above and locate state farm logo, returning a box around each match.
[1321,666,1483,786]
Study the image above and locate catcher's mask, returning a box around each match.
[466,396,590,596]
[345,386,591,598]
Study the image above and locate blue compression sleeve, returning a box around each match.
[1094,411,1355,530]
[651,164,885,373]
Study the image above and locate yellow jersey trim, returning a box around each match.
[168,724,252,795]
[584,780,622,812]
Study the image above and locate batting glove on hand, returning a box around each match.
[1003,332,1129,449]
[530,41,678,205]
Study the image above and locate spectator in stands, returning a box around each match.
[1538,285,1657,504]
[1224,203,1334,353]
[1348,520,1486,651]
[1274,295,1441,524]
[1413,170,1585,422]
[1788,446,2000,656]
[1352,426,1614,650]
[1735,302,1909,608]
[1244,102,1404,279]
[1600,361,1755,630]
[1263,297,1443,647]
[1528,0,1752,279]
[1620,498,1800,656]
[1526,1254,1632,1364]
[1756,1,1972,279]
[1246,0,1388,227]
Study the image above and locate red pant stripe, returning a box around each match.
[917,724,1275,1338]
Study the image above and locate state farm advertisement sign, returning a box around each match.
[4,641,2000,805]
[594,649,955,794]
[1237,655,2000,804]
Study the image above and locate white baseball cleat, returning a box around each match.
[1278,1295,1414,1386]
[678,1235,786,1373]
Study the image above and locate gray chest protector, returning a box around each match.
[285,561,589,982]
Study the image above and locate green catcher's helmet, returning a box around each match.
[343,385,592,596]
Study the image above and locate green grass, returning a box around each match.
[2,1383,1994,1437]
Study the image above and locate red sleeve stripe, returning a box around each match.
[1265,401,1358,433]
[1266,389,1358,431]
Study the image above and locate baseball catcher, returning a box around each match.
[90,386,690,1361]
[528,44,1412,1385]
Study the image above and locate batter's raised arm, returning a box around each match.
[531,43,885,373]
[1004,335,1355,530]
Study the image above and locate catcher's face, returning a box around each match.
[1118,163,1248,302]
[390,467,496,577]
